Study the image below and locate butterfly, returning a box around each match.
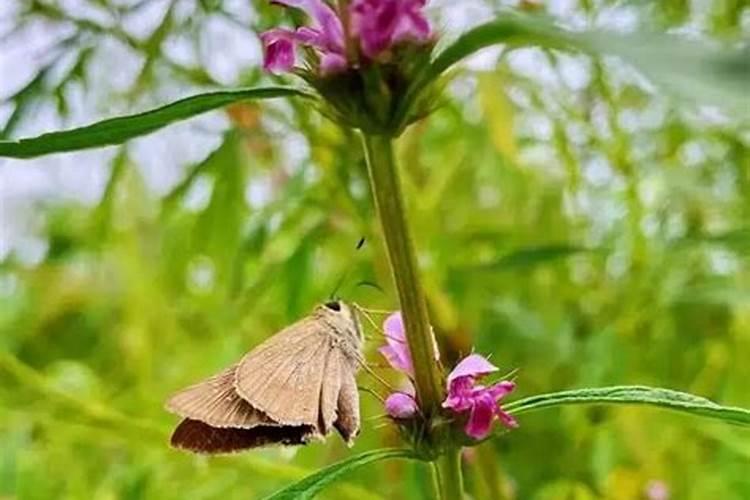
[165,301,364,454]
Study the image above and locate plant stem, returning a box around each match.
[360,133,444,415]
[362,133,463,500]
[434,449,465,500]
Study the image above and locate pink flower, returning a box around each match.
[261,0,432,75]
[385,391,419,418]
[261,0,346,75]
[350,0,432,59]
[442,354,518,440]
[378,311,517,437]
[379,311,414,376]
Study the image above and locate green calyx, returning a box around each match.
[299,43,439,135]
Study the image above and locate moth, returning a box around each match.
[166,301,364,454]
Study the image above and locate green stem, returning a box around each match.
[360,133,444,415]
[434,449,465,500]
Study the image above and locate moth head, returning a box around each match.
[317,301,364,346]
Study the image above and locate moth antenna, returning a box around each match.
[355,281,385,294]
[328,237,367,300]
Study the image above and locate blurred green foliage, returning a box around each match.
[1,0,749,499]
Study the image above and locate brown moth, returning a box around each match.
[165,300,364,454]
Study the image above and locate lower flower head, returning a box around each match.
[442,354,518,439]
[378,311,518,439]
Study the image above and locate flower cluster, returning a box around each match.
[261,0,432,75]
[380,312,518,440]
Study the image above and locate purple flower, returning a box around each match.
[385,391,419,419]
[350,0,431,59]
[261,0,432,75]
[261,0,346,75]
[442,354,517,440]
[379,311,414,376]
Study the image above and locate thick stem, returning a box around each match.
[361,133,444,415]
[434,449,465,500]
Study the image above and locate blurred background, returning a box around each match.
[1,0,749,499]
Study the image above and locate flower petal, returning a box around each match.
[319,52,348,75]
[380,311,413,374]
[260,29,298,73]
[350,0,431,58]
[392,2,431,44]
[272,0,344,51]
[486,380,516,401]
[442,377,474,411]
[464,393,496,439]
[378,344,413,376]
[383,311,406,341]
[385,392,419,419]
[446,353,498,386]
[350,0,399,58]
[495,408,519,429]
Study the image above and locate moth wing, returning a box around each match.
[235,318,333,427]
[318,348,343,435]
[165,365,272,428]
[170,418,317,454]
[334,358,360,445]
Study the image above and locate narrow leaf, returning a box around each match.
[464,244,593,272]
[505,386,750,426]
[0,87,310,159]
[263,448,417,500]
[402,12,750,123]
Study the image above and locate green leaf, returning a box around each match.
[578,31,750,116]
[428,13,577,86]
[263,448,417,500]
[401,12,750,124]
[0,87,310,159]
[505,386,750,426]
[464,244,593,272]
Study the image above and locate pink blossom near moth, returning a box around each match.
[385,391,420,419]
[379,311,415,376]
[261,0,433,75]
[379,311,518,439]
[441,354,518,439]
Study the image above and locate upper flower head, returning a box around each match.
[350,0,431,59]
[442,354,518,440]
[261,0,432,76]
